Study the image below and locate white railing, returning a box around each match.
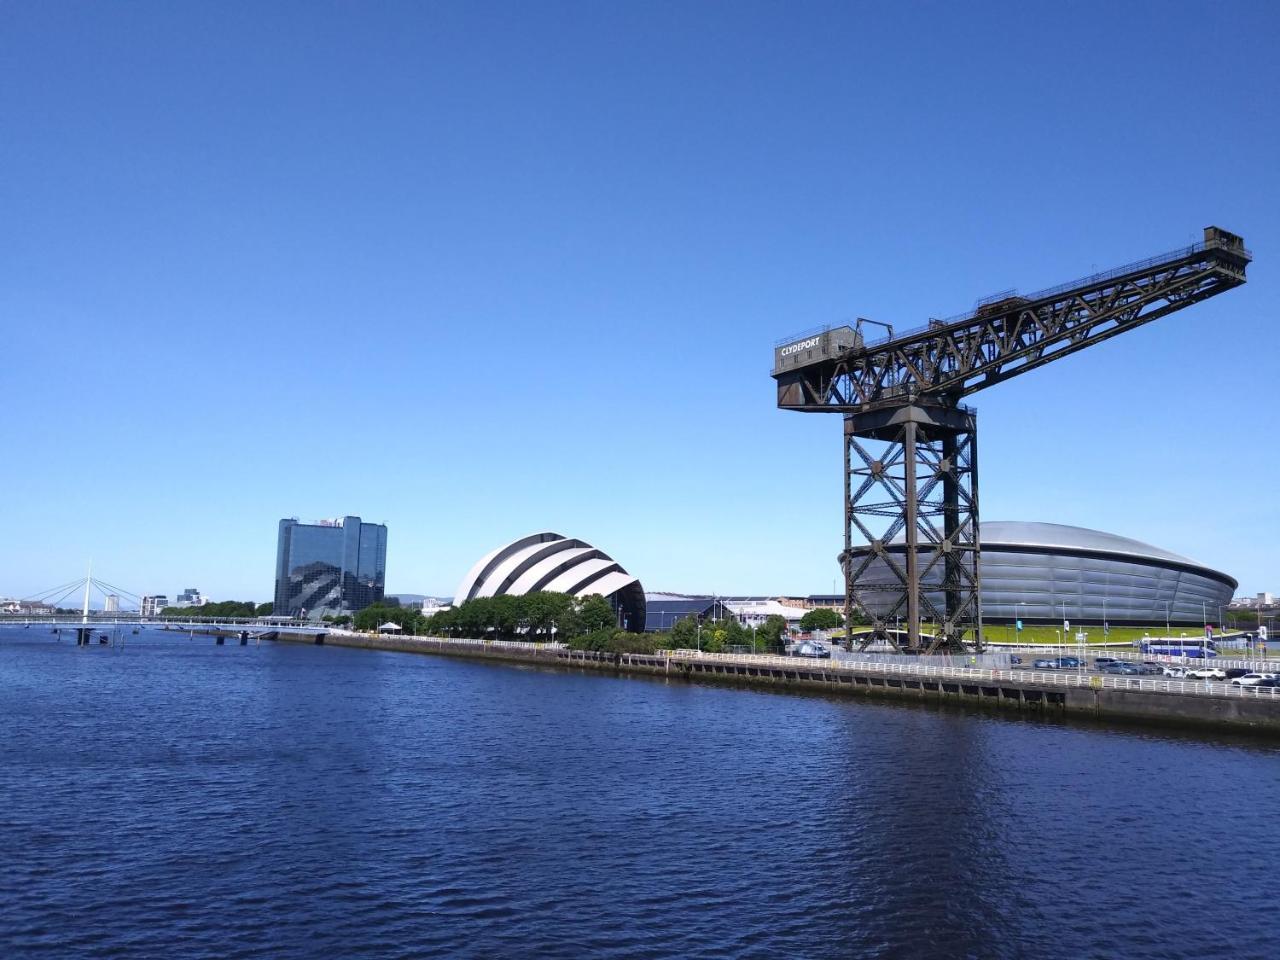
[658,649,1280,701]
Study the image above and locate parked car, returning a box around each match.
[1130,663,1161,675]
[1100,662,1141,675]
[1231,673,1278,687]
[1033,659,1058,669]
[1094,657,1120,667]
[1224,668,1250,680]
[1009,655,1023,665]
[1186,667,1228,681]
[1055,657,1082,668]
[1162,666,1190,678]
[791,641,831,659]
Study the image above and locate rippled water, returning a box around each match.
[3,627,1280,959]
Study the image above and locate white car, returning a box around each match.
[1162,666,1190,678]
[1231,673,1277,686]
[1186,667,1227,681]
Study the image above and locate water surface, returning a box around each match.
[3,628,1278,959]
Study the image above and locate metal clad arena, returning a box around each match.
[850,521,1235,626]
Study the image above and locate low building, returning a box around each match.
[643,596,730,632]
[2,599,56,615]
[722,598,809,627]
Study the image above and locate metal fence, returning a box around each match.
[659,649,1280,700]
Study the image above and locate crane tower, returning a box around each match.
[772,227,1250,654]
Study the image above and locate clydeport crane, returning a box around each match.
[771,227,1251,655]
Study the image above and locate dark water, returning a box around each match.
[3,628,1280,959]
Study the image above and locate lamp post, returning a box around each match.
[1165,600,1171,638]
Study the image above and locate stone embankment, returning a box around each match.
[273,631,1280,737]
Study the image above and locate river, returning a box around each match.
[2,627,1278,959]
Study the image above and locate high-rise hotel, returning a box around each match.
[273,516,387,618]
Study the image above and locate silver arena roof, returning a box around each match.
[849,521,1236,625]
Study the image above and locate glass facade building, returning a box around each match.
[273,516,387,618]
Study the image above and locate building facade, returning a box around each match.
[274,516,387,618]
[141,595,168,617]
[174,587,206,608]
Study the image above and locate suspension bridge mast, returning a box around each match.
[772,227,1250,655]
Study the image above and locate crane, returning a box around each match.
[771,226,1250,654]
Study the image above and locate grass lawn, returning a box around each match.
[984,623,1251,647]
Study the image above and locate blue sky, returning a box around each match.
[3,0,1277,603]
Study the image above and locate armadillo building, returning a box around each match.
[850,521,1236,627]
[455,532,646,632]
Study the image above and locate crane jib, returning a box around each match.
[773,226,1249,412]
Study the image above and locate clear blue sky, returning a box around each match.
[3,1,1277,603]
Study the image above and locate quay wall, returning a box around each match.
[272,632,1280,738]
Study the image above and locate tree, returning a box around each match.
[670,615,700,650]
[354,603,424,634]
[755,615,787,654]
[799,607,843,631]
[577,594,616,633]
[256,602,273,616]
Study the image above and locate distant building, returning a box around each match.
[274,516,387,619]
[174,587,206,608]
[5,600,55,615]
[723,598,810,627]
[421,598,451,616]
[104,594,120,613]
[141,595,168,617]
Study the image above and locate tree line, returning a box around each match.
[336,592,793,656]
[159,601,273,618]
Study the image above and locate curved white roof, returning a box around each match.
[455,532,642,604]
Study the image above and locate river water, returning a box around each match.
[3,627,1279,959]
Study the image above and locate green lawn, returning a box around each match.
[983,623,1239,646]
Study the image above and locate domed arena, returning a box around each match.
[455,532,646,632]
[848,521,1236,626]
